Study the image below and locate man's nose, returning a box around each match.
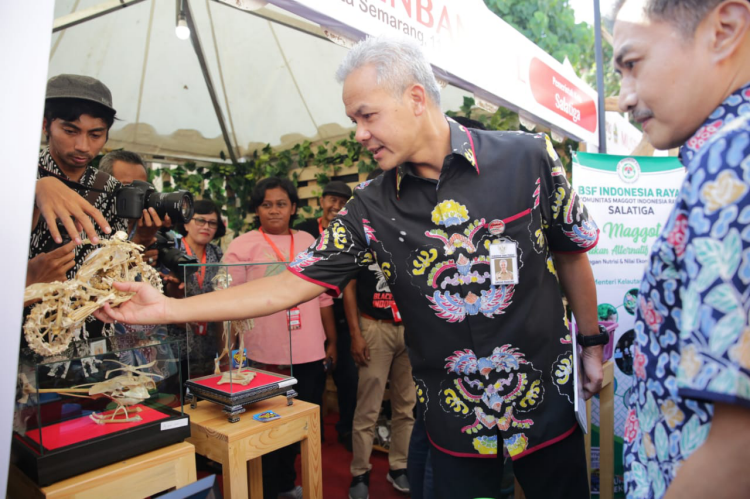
[355,125,371,144]
[618,80,637,114]
[74,134,90,152]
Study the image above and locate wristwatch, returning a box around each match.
[577,325,609,347]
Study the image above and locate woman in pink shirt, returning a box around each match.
[223,177,336,499]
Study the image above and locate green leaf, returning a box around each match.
[630,462,650,498]
[709,311,744,355]
[693,238,722,291]
[680,415,710,455]
[639,391,659,433]
[704,284,740,314]
[648,461,666,498]
[680,285,701,336]
[655,423,669,462]
[723,229,742,279]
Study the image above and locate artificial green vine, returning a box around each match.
[158,132,378,233]
[159,101,577,233]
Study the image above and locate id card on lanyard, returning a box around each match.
[184,242,208,335]
[259,228,302,330]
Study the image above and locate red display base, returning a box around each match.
[26,404,171,451]
[192,371,287,394]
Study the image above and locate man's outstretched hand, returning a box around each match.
[93,281,171,325]
[36,176,111,245]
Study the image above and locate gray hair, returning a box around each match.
[98,150,147,177]
[336,36,441,106]
[614,0,726,35]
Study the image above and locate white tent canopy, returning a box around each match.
[50,0,599,162]
[50,0,475,162]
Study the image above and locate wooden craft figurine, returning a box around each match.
[23,231,163,357]
[211,270,257,386]
[20,360,161,424]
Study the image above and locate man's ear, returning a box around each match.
[407,84,428,116]
[706,0,750,62]
[42,117,48,136]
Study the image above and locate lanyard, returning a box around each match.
[183,242,207,289]
[259,227,294,262]
[317,217,324,235]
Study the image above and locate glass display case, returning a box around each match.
[12,330,189,486]
[182,262,297,423]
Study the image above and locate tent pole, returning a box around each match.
[53,0,148,32]
[594,0,607,154]
[183,0,239,166]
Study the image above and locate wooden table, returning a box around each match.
[7,441,196,499]
[185,396,322,499]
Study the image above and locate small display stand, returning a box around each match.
[12,331,190,486]
[182,262,298,423]
[186,396,322,499]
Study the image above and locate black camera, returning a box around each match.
[152,231,199,278]
[115,180,194,224]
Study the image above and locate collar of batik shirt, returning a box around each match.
[395,116,480,197]
[38,146,95,185]
[679,80,750,166]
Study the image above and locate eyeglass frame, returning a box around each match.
[190,216,219,229]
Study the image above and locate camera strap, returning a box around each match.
[85,170,112,206]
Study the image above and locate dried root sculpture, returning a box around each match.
[24,231,163,357]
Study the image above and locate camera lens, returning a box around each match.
[180,195,193,222]
[147,190,194,224]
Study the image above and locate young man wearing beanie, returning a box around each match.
[28,74,165,288]
[27,74,126,290]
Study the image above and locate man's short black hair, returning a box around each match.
[98,150,147,178]
[44,97,117,137]
[251,177,300,223]
[176,199,226,240]
[614,0,726,35]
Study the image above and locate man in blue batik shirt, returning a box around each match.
[613,0,750,497]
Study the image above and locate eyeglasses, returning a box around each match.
[192,217,218,229]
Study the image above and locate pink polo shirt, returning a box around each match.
[223,229,332,365]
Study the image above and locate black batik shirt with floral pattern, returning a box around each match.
[289,118,599,459]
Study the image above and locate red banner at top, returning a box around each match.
[529,57,597,133]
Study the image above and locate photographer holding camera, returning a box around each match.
[98,149,171,266]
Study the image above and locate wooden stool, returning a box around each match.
[586,360,615,499]
[7,441,197,499]
[186,396,322,499]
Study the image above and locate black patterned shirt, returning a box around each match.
[31,148,127,276]
[288,118,599,459]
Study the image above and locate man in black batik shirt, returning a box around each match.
[97,37,604,499]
